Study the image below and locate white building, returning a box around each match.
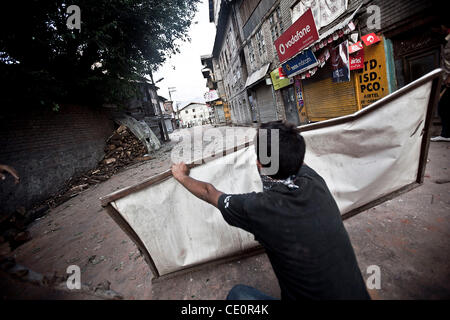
[178,102,214,127]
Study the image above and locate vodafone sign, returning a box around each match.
[274,9,319,63]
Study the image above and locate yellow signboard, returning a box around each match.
[355,37,389,107]
[270,68,293,91]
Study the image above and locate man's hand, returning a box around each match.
[0,164,20,184]
[171,162,190,181]
[171,162,223,208]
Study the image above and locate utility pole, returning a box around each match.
[149,70,169,142]
[168,87,177,128]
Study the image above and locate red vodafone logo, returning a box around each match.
[274,9,319,62]
[279,43,286,55]
[361,33,381,46]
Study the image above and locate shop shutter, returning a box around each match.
[302,64,359,122]
[236,102,242,124]
[216,105,225,122]
[254,83,277,123]
[237,102,245,124]
[238,100,251,124]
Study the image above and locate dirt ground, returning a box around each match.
[1,125,449,300]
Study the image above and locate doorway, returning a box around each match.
[404,49,440,84]
[281,85,300,126]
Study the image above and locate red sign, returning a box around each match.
[361,33,381,46]
[278,67,286,79]
[348,41,363,54]
[350,49,364,70]
[274,9,319,63]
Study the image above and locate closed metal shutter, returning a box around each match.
[237,102,244,124]
[254,83,277,123]
[232,101,241,124]
[302,64,359,122]
[216,105,225,123]
[238,99,251,124]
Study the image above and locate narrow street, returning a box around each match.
[2,125,449,300]
[1,0,449,306]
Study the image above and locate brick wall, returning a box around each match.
[0,105,115,214]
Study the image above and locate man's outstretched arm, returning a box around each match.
[171,162,223,208]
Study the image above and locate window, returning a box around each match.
[194,115,196,118]
[185,110,188,114]
[270,6,283,42]
[256,28,266,56]
[192,109,195,112]
[248,40,255,64]
[227,27,235,51]
[276,7,282,20]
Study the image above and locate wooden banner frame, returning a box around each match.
[100,69,443,281]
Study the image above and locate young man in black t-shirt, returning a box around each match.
[171,121,370,300]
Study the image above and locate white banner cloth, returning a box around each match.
[106,70,440,277]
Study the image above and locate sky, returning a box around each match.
[153,0,216,109]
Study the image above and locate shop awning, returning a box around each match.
[244,63,271,89]
[309,3,362,51]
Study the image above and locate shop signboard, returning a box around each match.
[361,33,381,46]
[274,9,319,63]
[356,37,389,107]
[204,90,219,102]
[349,41,363,54]
[281,49,318,78]
[270,68,293,90]
[278,67,287,79]
[331,40,350,83]
[350,49,364,70]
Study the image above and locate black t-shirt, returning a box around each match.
[218,165,370,300]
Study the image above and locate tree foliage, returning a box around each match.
[0,0,200,108]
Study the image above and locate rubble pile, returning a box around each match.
[0,125,154,252]
[48,125,152,207]
[101,124,151,170]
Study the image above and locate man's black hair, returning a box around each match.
[256,121,306,180]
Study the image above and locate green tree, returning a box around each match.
[0,0,200,108]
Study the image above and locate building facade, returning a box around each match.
[205,0,443,126]
[178,102,214,128]
[201,54,231,125]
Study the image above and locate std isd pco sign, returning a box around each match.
[274,8,319,63]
